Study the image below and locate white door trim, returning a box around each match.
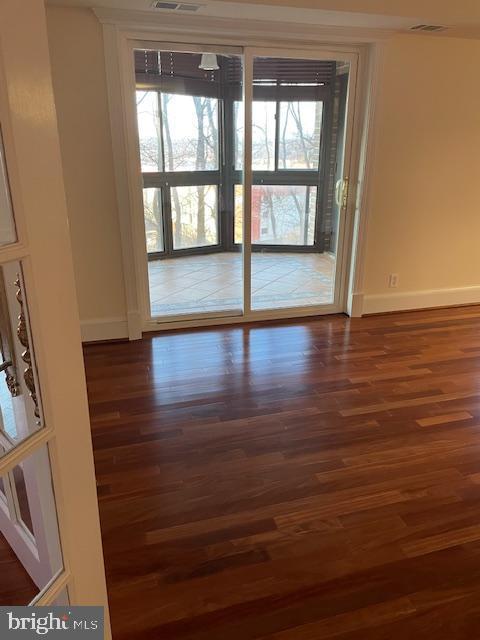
[94,7,397,44]
[99,10,387,338]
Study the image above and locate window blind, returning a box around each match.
[134,50,336,87]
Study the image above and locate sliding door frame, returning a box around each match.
[244,46,358,320]
[120,39,245,327]
[100,10,385,337]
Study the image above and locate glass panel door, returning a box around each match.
[0,445,63,604]
[133,46,356,326]
[247,55,352,311]
[0,144,67,608]
[0,3,110,628]
[134,47,244,319]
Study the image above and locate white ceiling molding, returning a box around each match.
[93,7,398,44]
[47,0,480,39]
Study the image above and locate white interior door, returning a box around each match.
[0,0,111,630]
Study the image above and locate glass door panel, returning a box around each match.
[235,184,317,246]
[135,47,355,323]
[134,48,244,319]
[143,188,163,253]
[278,101,323,170]
[0,445,63,604]
[249,55,350,311]
[136,90,162,172]
[0,10,110,620]
[170,184,218,250]
[234,100,276,171]
[0,128,17,246]
[0,260,43,458]
[251,185,317,246]
[161,93,219,171]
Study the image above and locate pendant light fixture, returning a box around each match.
[199,53,219,71]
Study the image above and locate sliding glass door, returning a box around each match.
[247,54,351,311]
[132,45,355,324]
[137,86,221,255]
[134,47,244,318]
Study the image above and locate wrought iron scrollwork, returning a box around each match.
[0,267,19,398]
[0,358,19,397]
[15,275,40,422]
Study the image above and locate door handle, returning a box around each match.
[335,178,350,208]
[335,179,343,206]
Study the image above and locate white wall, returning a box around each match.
[45,7,480,333]
[46,7,127,338]
[361,34,480,313]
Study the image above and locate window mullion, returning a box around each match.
[143,171,220,188]
[221,89,235,250]
[157,91,166,173]
[156,89,172,256]
[316,92,333,251]
[162,183,174,255]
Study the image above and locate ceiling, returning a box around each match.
[204,0,480,23]
[45,0,480,38]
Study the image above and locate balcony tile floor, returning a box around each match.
[148,252,335,316]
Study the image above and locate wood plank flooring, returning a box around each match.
[84,306,480,639]
[0,533,37,605]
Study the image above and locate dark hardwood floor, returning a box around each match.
[84,306,480,639]
[0,532,37,604]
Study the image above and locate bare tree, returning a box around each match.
[193,96,207,245]
[137,90,220,250]
[161,94,183,246]
[276,101,321,242]
[136,92,164,250]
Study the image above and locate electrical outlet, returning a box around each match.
[388,273,399,288]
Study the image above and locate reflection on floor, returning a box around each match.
[86,305,480,639]
[0,533,37,605]
[148,252,335,316]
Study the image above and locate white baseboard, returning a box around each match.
[362,285,480,315]
[80,317,129,342]
[347,292,364,317]
[79,287,480,339]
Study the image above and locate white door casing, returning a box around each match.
[98,8,385,338]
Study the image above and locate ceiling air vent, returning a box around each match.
[409,24,449,33]
[151,1,203,11]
